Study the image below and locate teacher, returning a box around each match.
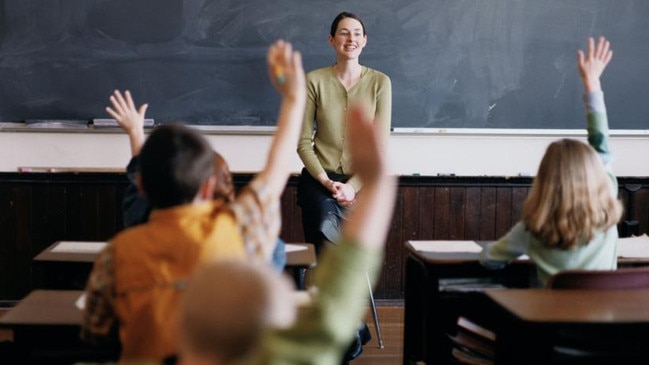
[297,11,392,254]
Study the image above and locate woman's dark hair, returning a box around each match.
[329,11,366,37]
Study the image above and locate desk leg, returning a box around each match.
[284,267,308,291]
[403,255,430,364]
[295,267,306,290]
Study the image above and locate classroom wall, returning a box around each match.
[2,171,648,301]
[1,130,649,176]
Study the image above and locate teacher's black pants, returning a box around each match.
[297,168,349,255]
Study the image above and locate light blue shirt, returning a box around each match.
[480,91,618,286]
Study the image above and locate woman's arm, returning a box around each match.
[297,77,335,190]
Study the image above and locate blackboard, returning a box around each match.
[1,0,649,129]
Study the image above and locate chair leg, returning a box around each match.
[366,272,384,349]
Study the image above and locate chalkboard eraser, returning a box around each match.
[24,119,89,129]
[92,118,155,128]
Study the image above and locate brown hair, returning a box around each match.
[140,124,214,209]
[329,11,366,37]
[212,152,234,202]
[522,139,622,249]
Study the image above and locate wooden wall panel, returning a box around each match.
[635,188,649,234]
[0,184,20,299]
[12,185,32,301]
[2,173,649,301]
[495,187,513,238]
[478,187,496,240]
[448,187,466,240]
[433,187,450,240]
[464,187,482,239]
[511,187,529,226]
[381,187,411,298]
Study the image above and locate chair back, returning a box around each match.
[547,267,649,290]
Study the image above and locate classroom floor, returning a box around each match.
[355,303,404,365]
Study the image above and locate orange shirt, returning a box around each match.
[82,180,280,363]
[113,202,244,361]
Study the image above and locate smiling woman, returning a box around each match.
[296,12,392,363]
[296,11,392,256]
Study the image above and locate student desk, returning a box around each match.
[402,238,649,365]
[403,241,533,365]
[284,243,317,290]
[33,241,107,290]
[0,289,119,364]
[33,241,317,290]
[485,288,649,364]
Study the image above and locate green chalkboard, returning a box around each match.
[0,0,648,129]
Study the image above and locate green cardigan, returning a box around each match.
[297,65,392,191]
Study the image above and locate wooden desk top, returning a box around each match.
[34,241,316,269]
[407,238,649,265]
[285,243,317,269]
[34,241,106,263]
[486,288,649,324]
[0,290,84,327]
[406,240,496,264]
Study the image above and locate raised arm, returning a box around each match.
[340,104,396,248]
[106,90,148,157]
[578,36,613,157]
[231,41,306,261]
[343,74,392,197]
[106,90,151,228]
[250,40,306,193]
[257,104,397,362]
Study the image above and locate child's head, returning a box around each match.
[523,138,622,249]
[179,260,296,364]
[139,124,215,209]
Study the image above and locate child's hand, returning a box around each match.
[578,37,613,92]
[106,90,148,135]
[266,40,306,100]
[347,105,386,184]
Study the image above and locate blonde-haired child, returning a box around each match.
[480,37,623,286]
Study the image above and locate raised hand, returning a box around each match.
[340,103,396,249]
[578,36,613,92]
[106,90,148,133]
[106,90,148,156]
[266,40,306,100]
[347,105,387,184]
